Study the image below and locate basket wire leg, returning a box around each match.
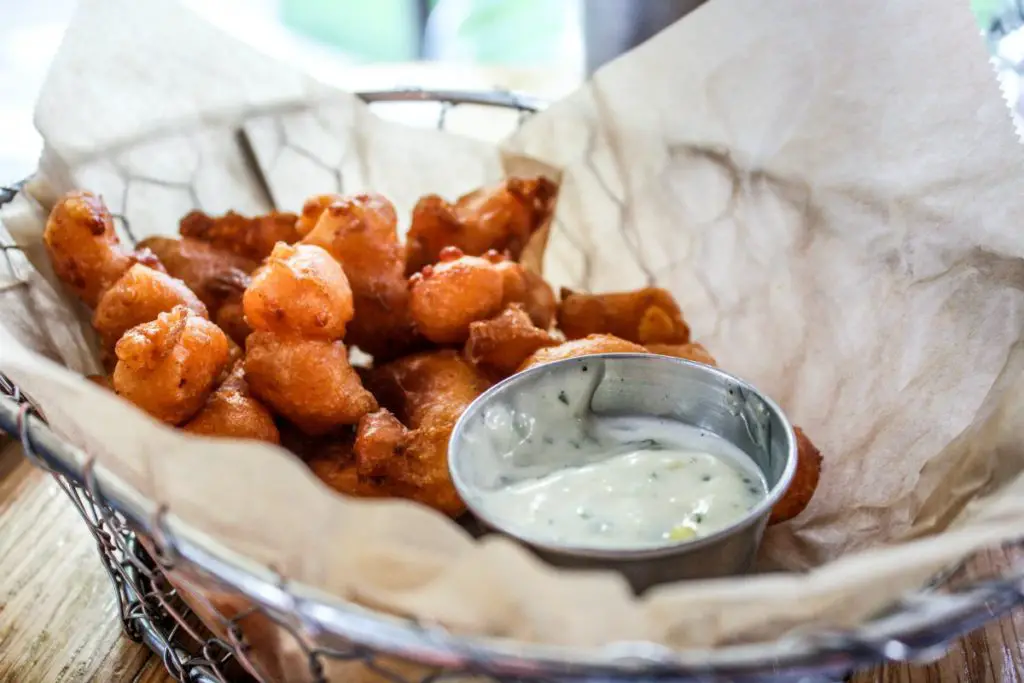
[15,403,144,643]
[12,400,236,682]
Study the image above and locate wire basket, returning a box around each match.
[1,89,1023,683]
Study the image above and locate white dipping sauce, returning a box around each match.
[460,357,770,550]
[479,417,766,549]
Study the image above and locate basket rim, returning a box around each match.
[1,86,1022,679]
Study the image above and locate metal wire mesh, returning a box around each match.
[0,90,1023,683]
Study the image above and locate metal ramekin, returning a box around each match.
[448,353,798,593]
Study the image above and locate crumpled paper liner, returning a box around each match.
[1,0,1024,664]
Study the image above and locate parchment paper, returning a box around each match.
[2,0,1024,655]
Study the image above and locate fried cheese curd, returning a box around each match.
[223,336,244,373]
[404,176,557,275]
[770,427,823,525]
[645,342,718,367]
[137,237,258,307]
[245,334,376,434]
[557,286,691,345]
[93,263,208,350]
[86,374,113,390]
[296,193,341,237]
[183,362,280,444]
[112,306,231,425]
[303,413,436,505]
[43,191,157,307]
[179,209,300,262]
[408,247,506,344]
[306,433,390,499]
[301,194,419,360]
[464,304,558,380]
[242,243,375,434]
[517,334,647,371]
[314,350,490,516]
[243,243,354,338]
[137,236,257,345]
[486,251,556,330]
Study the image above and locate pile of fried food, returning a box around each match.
[43,178,821,525]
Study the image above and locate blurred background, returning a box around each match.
[1,0,1019,183]
[0,0,700,183]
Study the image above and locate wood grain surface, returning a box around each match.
[0,439,1021,683]
[0,441,169,683]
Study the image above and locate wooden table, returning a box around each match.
[1,440,1021,682]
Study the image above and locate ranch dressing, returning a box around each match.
[464,358,768,549]
[480,417,766,549]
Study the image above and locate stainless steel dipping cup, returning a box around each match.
[448,353,798,593]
